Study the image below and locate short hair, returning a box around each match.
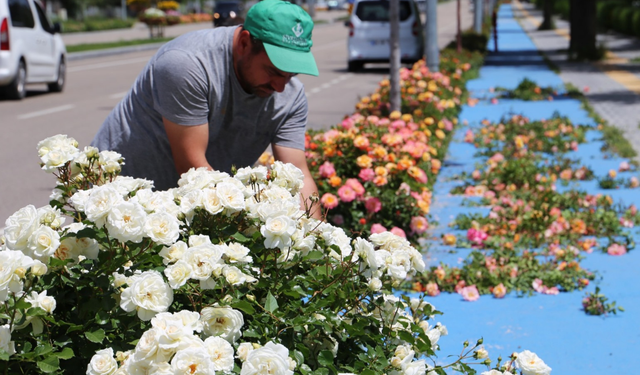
[241,26,265,55]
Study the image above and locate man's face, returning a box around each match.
[236,40,297,98]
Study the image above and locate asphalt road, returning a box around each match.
[0,1,472,223]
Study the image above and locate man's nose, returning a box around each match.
[271,75,293,92]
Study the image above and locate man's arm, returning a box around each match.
[163,117,212,176]
[272,144,322,220]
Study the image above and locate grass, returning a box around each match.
[66,37,175,53]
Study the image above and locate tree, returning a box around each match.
[569,0,598,60]
[539,0,554,30]
[389,0,401,112]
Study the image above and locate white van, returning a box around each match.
[0,0,66,99]
[346,0,424,71]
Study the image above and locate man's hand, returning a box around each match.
[163,117,212,176]
[272,144,322,220]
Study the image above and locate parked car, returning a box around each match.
[212,1,245,27]
[0,0,66,99]
[346,0,424,72]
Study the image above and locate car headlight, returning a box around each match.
[214,13,220,19]
[230,11,236,18]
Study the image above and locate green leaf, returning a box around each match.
[37,356,60,373]
[85,328,106,343]
[0,349,11,361]
[54,347,74,360]
[317,350,334,367]
[265,291,279,313]
[231,232,250,243]
[232,299,256,315]
[35,344,53,356]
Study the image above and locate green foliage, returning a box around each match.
[582,286,624,316]
[58,17,136,33]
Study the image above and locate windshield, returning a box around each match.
[354,1,412,22]
[215,2,241,12]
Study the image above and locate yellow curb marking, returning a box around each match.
[512,0,640,95]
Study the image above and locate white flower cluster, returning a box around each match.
[37,134,123,176]
[86,309,294,375]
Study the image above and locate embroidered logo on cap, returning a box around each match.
[292,23,304,37]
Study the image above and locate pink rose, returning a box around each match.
[464,129,475,143]
[340,117,355,129]
[370,223,387,234]
[390,227,406,238]
[359,168,375,182]
[492,283,506,298]
[532,278,544,293]
[364,197,382,213]
[345,178,365,196]
[467,228,488,245]
[425,282,440,297]
[318,161,336,178]
[410,216,429,234]
[607,243,627,256]
[459,285,480,301]
[337,185,357,203]
[320,193,339,209]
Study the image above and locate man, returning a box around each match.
[92,0,320,216]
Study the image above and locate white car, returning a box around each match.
[0,0,66,100]
[346,0,424,71]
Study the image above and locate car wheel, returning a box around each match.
[6,61,27,100]
[348,61,363,72]
[48,57,66,93]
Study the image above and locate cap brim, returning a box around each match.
[263,43,319,77]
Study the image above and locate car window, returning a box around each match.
[9,0,35,28]
[215,2,241,12]
[354,1,412,22]
[34,0,53,33]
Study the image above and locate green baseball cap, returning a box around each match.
[244,0,319,76]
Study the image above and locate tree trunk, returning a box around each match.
[569,0,598,60]
[539,0,554,30]
[389,0,401,112]
[456,0,461,53]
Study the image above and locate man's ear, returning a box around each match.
[237,29,252,55]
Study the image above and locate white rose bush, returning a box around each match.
[0,135,551,374]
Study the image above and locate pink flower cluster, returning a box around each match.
[532,278,559,295]
[607,243,627,256]
[467,227,488,246]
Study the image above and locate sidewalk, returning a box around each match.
[404,4,640,374]
[64,10,349,61]
[512,0,640,163]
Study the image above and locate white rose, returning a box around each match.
[99,150,123,174]
[164,260,193,289]
[261,216,296,250]
[120,271,174,321]
[0,324,16,356]
[85,186,124,227]
[236,342,254,361]
[475,346,489,359]
[426,328,441,350]
[202,188,224,215]
[235,165,268,185]
[132,328,163,364]
[354,238,379,270]
[369,231,411,252]
[159,241,188,265]
[151,313,197,354]
[183,244,223,280]
[223,265,257,285]
[37,134,79,171]
[69,189,92,212]
[204,336,235,372]
[27,225,60,262]
[270,161,304,194]
[200,306,244,343]
[170,347,216,375]
[179,189,204,222]
[515,350,552,375]
[188,235,212,247]
[112,176,153,195]
[435,322,448,336]
[0,250,35,301]
[4,205,39,251]
[106,201,147,243]
[224,242,252,263]
[30,260,48,276]
[403,359,427,375]
[137,190,180,216]
[144,212,180,246]
[86,348,118,375]
[37,206,65,229]
[25,290,56,314]
[216,181,246,214]
[368,278,382,291]
[240,341,293,375]
[481,371,506,375]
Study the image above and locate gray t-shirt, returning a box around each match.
[92,26,308,190]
